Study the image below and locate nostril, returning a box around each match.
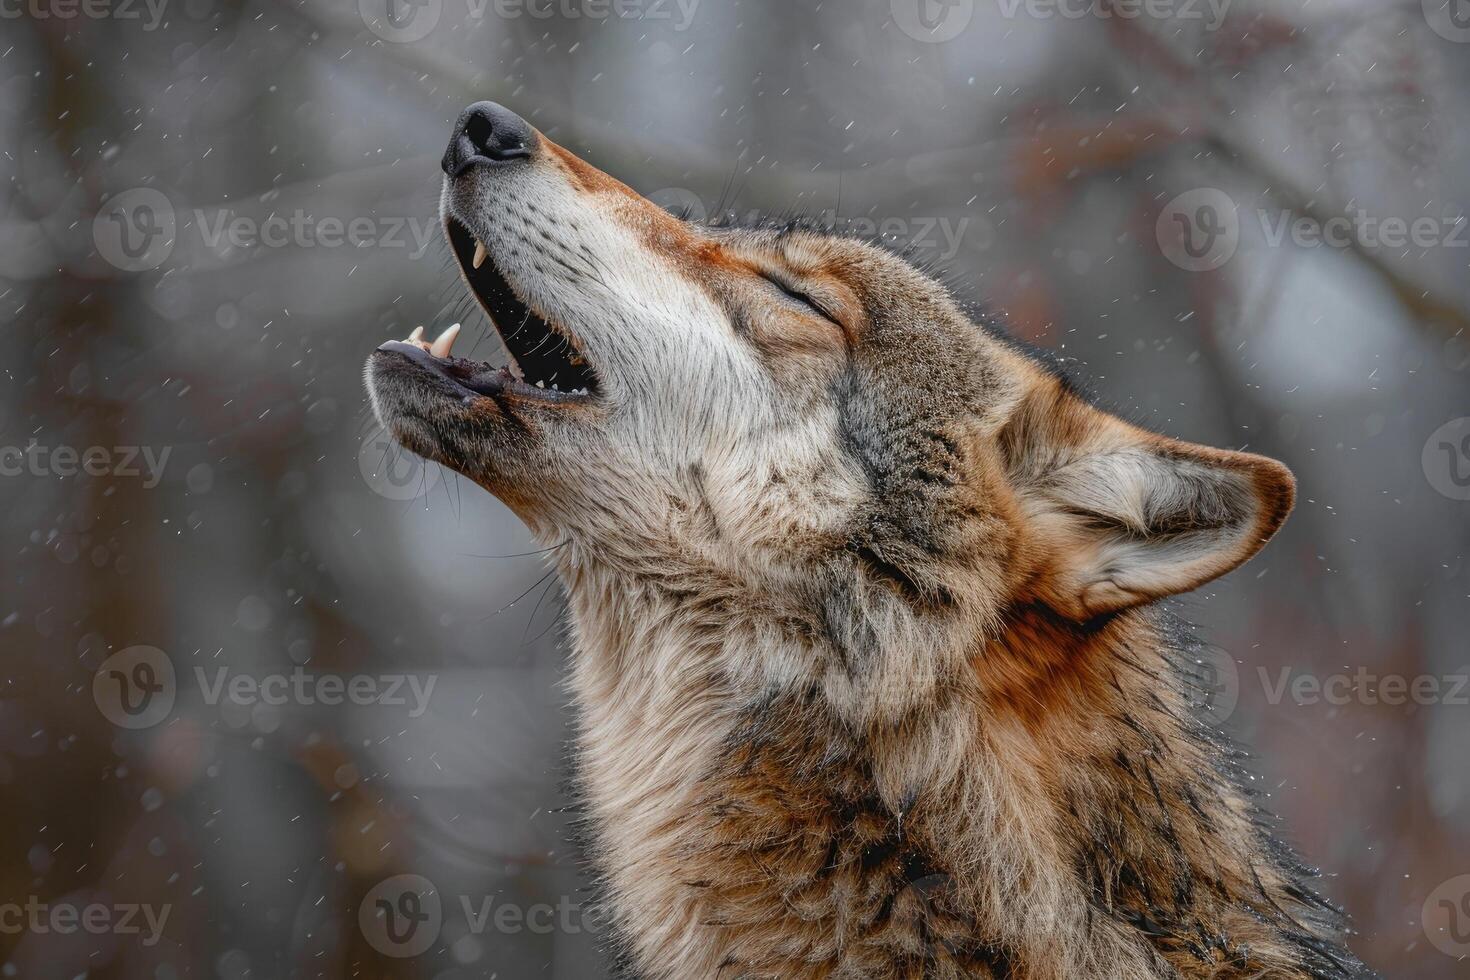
[465,111,495,155]
[443,102,535,176]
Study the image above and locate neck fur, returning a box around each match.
[554,547,1351,980]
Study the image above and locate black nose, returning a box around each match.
[442,102,535,177]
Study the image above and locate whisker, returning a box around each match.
[460,539,571,560]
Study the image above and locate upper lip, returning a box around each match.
[444,217,599,398]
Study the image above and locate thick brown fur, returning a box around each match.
[366,106,1374,979]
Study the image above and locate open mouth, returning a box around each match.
[376,217,600,407]
[444,217,599,398]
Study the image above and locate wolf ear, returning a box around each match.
[1001,377,1295,621]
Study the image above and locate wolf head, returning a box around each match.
[366,102,1293,631]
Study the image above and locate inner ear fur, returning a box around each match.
[999,372,1295,621]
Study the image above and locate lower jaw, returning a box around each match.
[376,339,593,407]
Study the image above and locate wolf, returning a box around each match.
[365,102,1374,979]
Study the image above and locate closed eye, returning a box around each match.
[760,272,841,326]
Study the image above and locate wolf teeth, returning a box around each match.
[430,322,461,358]
[472,240,488,270]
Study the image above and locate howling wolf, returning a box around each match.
[365,102,1373,979]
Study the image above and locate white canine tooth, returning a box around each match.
[472,240,488,270]
[536,380,545,388]
[430,322,461,358]
[408,326,424,342]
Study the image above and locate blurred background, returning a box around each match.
[2,0,1468,975]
